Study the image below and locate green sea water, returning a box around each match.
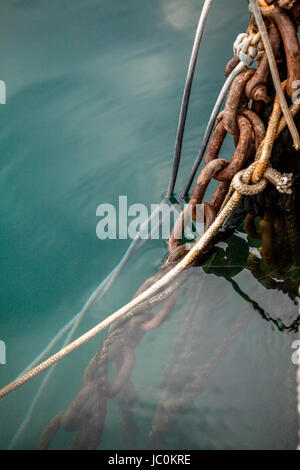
[0,0,299,450]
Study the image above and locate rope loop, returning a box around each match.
[232,164,267,195]
[232,163,294,197]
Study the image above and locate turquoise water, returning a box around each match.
[0,0,299,450]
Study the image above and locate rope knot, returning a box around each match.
[232,165,267,195]
[264,167,293,194]
[232,164,293,197]
[233,32,261,67]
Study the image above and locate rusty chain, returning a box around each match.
[31,1,300,449]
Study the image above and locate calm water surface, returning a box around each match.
[0,0,298,450]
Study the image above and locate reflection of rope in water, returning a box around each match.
[149,306,252,449]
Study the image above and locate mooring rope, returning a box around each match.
[13,0,252,389]
[15,0,278,383]
[0,88,296,401]
[17,0,217,381]
[1,0,300,400]
[8,2,218,446]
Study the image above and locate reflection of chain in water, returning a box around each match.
[148,287,252,449]
[8,3,218,443]
[4,0,300,451]
[37,267,187,449]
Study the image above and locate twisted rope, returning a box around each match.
[233,31,261,66]
[252,91,283,182]
[1,0,299,406]
[1,89,297,401]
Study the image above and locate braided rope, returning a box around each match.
[2,152,286,401]
[234,31,261,66]
[0,190,244,400]
[277,100,300,137]
[233,164,268,195]
[252,93,282,183]
[1,3,299,403]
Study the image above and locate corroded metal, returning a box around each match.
[216,116,253,181]
[241,109,266,149]
[223,69,255,135]
[205,120,227,164]
[245,21,281,103]
[261,4,300,96]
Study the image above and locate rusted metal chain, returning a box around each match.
[241,109,266,149]
[2,4,299,436]
[223,69,255,136]
[245,21,281,103]
[216,116,254,181]
[259,2,300,97]
[37,286,180,449]
[249,0,300,149]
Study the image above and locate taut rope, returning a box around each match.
[0,89,296,400]
[1,1,299,417]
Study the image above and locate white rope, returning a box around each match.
[233,31,261,66]
[0,14,285,401]
[0,155,295,402]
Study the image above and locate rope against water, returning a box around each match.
[9,12,265,385]
[12,21,248,383]
[0,189,243,400]
[7,3,218,445]
[0,92,294,401]
[17,0,216,378]
[1,2,300,401]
